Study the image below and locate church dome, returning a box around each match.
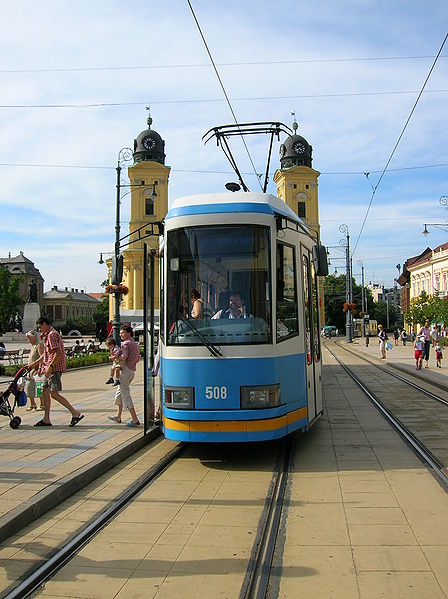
[133,116,166,164]
[279,120,312,169]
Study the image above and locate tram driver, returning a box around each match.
[212,292,253,320]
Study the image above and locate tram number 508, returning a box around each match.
[205,386,227,400]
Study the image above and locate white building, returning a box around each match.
[408,242,448,300]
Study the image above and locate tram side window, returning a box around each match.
[276,243,299,341]
[310,261,321,362]
[302,255,312,364]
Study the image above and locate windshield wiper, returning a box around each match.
[177,314,223,358]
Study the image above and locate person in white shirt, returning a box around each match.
[212,292,252,320]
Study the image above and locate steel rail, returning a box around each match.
[334,339,448,407]
[4,442,186,599]
[240,436,294,599]
[326,345,448,487]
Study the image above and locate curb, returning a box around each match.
[0,427,162,544]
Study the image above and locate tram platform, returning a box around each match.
[0,362,151,543]
[331,335,448,392]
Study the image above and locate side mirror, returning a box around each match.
[312,244,329,277]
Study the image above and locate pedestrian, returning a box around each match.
[414,335,423,370]
[401,329,407,346]
[393,329,399,346]
[24,330,44,411]
[378,324,387,359]
[105,336,122,386]
[431,324,440,346]
[108,324,141,427]
[435,342,443,368]
[418,319,431,369]
[411,330,416,343]
[28,316,84,427]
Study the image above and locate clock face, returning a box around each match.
[279,144,286,158]
[142,136,156,150]
[293,142,305,154]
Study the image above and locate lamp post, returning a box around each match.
[339,224,353,343]
[112,147,133,345]
[357,259,365,337]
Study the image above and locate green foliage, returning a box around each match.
[324,274,374,331]
[370,301,400,329]
[61,317,95,335]
[404,292,448,328]
[0,267,24,334]
[0,350,110,377]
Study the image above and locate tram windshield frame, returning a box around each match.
[166,224,272,346]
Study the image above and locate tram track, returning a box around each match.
[3,442,186,599]
[2,437,295,599]
[326,342,448,488]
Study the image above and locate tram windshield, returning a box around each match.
[167,224,272,346]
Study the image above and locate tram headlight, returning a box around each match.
[241,384,281,409]
[165,386,194,409]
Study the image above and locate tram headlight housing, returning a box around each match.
[164,386,194,409]
[241,384,281,409]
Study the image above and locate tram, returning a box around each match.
[158,191,328,442]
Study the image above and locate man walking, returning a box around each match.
[28,316,84,427]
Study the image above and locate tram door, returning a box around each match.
[301,249,320,425]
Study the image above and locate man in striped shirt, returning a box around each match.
[28,316,84,427]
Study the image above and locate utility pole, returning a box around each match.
[339,224,352,343]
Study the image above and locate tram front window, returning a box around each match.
[167,224,271,345]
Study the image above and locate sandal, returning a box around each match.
[69,414,84,427]
[108,415,121,423]
[35,419,52,426]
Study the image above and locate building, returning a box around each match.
[406,242,448,300]
[366,282,384,303]
[43,287,100,329]
[274,117,325,325]
[0,252,44,311]
[108,115,170,326]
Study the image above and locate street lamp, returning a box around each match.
[357,259,366,337]
[112,147,133,345]
[339,224,353,343]
[422,196,448,236]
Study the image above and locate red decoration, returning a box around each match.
[106,284,129,295]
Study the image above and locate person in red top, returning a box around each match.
[108,324,140,427]
[28,316,84,427]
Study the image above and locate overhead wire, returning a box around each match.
[0,54,446,74]
[0,89,446,109]
[186,0,262,190]
[352,32,448,255]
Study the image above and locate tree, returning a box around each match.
[93,294,109,342]
[0,266,24,334]
[323,274,372,331]
[371,301,399,330]
[404,292,448,329]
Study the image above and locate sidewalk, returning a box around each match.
[332,336,448,392]
[0,362,157,543]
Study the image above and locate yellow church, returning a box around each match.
[109,116,324,327]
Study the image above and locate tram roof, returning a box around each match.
[166,192,300,221]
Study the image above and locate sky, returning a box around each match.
[0,0,447,293]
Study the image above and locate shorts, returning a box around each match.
[414,349,422,360]
[436,351,442,361]
[43,372,63,392]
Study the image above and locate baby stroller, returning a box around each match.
[0,367,28,429]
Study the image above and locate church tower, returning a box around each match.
[273,117,325,324]
[110,114,170,320]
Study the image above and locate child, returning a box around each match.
[414,335,423,370]
[105,336,121,386]
[435,342,443,368]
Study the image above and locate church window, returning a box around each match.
[305,184,309,189]
[297,202,306,218]
[145,198,154,215]
[293,184,297,189]
[140,180,145,186]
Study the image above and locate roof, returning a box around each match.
[166,192,299,221]
[0,253,43,278]
[43,289,100,303]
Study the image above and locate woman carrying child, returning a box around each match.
[105,336,122,386]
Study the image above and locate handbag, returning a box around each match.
[386,342,393,351]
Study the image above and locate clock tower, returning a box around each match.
[274,117,325,324]
[109,115,170,323]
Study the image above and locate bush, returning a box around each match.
[0,351,110,378]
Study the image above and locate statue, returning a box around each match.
[28,280,38,303]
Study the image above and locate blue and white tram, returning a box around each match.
[159,191,326,442]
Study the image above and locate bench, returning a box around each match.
[1,349,31,366]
